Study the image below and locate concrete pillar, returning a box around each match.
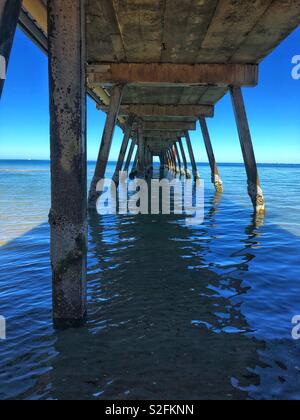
[113,115,134,185]
[48,0,87,327]
[137,119,145,177]
[178,138,191,179]
[124,139,135,172]
[185,131,200,180]
[199,117,223,193]
[174,142,185,177]
[0,0,22,99]
[88,83,125,206]
[230,87,265,214]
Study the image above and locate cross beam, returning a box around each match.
[143,131,185,138]
[140,121,196,131]
[88,63,258,87]
[105,104,214,118]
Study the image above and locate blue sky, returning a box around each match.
[0,26,299,163]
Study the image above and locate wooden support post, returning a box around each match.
[167,150,173,172]
[129,149,138,179]
[88,83,125,206]
[172,147,179,174]
[174,142,185,177]
[199,117,223,193]
[230,87,265,213]
[178,138,191,179]
[0,0,22,99]
[113,115,134,185]
[137,119,145,177]
[124,139,135,172]
[48,0,87,327]
[185,132,200,181]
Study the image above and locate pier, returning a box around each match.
[1,0,299,327]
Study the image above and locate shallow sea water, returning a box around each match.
[0,161,300,400]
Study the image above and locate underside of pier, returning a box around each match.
[1,0,299,326]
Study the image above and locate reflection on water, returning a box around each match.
[0,163,300,400]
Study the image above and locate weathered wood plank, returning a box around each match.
[200,0,272,63]
[88,63,258,86]
[231,0,300,63]
[87,0,126,62]
[111,0,164,62]
[161,0,218,63]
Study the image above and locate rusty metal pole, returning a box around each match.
[113,114,134,185]
[230,87,265,214]
[199,117,223,192]
[88,83,125,206]
[178,138,191,179]
[48,0,87,328]
[0,0,22,99]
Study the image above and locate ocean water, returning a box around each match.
[0,160,300,400]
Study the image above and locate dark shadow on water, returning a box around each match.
[49,195,267,400]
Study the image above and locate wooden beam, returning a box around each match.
[230,87,265,213]
[137,119,145,177]
[0,0,22,98]
[174,142,185,177]
[113,115,134,185]
[141,121,196,131]
[199,117,223,192]
[107,104,214,118]
[185,132,200,180]
[142,131,185,138]
[88,63,258,87]
[88,83,125,206]
[178,138,191,179]
[124,139,135,172]
[22,0,47,34]
[48,0,87,327]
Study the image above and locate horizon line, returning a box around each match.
[0,159,300,166]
